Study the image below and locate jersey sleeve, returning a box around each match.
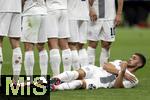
[123,70,139,88]
[123,78,139,88]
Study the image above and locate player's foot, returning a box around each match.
[50,78,61,85]
[50,84,56,92]
[10,80,20,88]
[34,77,47,86]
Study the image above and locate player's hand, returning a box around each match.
[114,13,122,26]
[89,7,97,22]
[124,73,137,83]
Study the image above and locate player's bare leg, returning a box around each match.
[87,40,98,65]
[59,38,72,72]
[100,40,111,67]
[48,38,61,76]
[9,38,22,85]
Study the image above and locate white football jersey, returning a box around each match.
[93,0,116,20]
[0,0,21,12]
[23,0,47,16]
[46,0,67,11]
[68,0,89,20]
[91,60,138,88]
[109,60,139,88]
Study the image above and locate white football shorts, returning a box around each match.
[45,10,70,38]
[88,20,116,42]
[0,13,21,37]
[21,15,47,43]
[68,20,88,43]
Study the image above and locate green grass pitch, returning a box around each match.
[1,27,150,100]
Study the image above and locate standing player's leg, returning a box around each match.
[46,10,61,76]
[21,15,42,81]
[68,20,80,70]
[0,13,12,79]
[87,20,103,66]
[59,10,72,72]
[9,13,22,84]
[87,40,98,65]
[77,21,88,67]
[99,21,115,67]
[24,43,34,82]
[59,38,72,72]
[99,41,111,67]
[36,16,48,78]
[37,43,48,78]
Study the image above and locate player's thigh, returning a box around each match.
[68,20,79,42]
[21,15,42,43]
[58,10,70,38]
[100,20,115,42]
[81,65,96,78]
[9,13,21,38]
[0,13,13,36]
[45,10,59,38]
[79,20,88,43]
[87,21,102,41]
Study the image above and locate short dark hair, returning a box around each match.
[134,53,146,68]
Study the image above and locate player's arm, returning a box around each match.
[114,0,124,26]
[113,62,127,88]
[103,63,119,75]
[103,62,136,82]
[88,0,97,22]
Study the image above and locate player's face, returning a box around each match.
[127,54,142,68]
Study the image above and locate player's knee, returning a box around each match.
[37,43,45,52]
[101,41,112,50]
[88,40,98,49]
[77,69,86,80]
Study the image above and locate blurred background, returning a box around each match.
[119,0,150,28]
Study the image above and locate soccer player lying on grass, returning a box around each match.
[50,53,146,91]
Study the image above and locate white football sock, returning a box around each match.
[55,80,83,90]
[12,47,22,81]
[71,50,80,70]
[79,49,88,67]
[39,49,48,76]
[24,51,34,76]
[0,47,2,76]
[50,49,61,76]
[100,48,110,67]
[87,46,96,65]
[62,49,72,71]
[55,71,79,82]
